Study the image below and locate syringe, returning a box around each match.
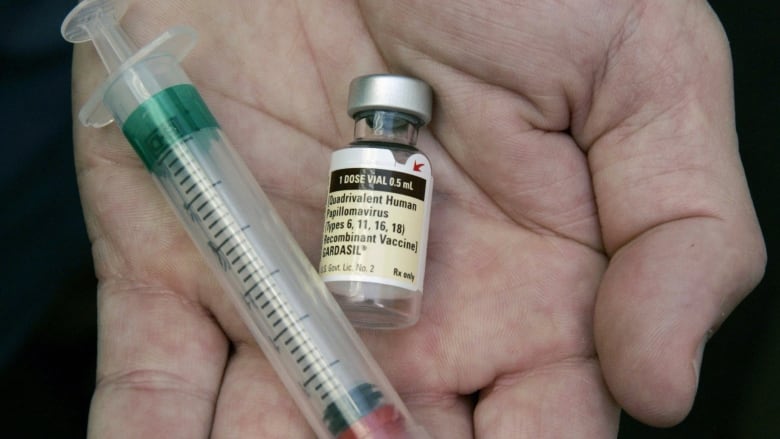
[61,1,429,438]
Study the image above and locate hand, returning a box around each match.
[74,0,765,437]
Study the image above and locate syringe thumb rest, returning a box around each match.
[61,0,197,128]
[61,0,129,44]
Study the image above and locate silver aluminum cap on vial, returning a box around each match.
[347,74,433,125]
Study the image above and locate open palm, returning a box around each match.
[73,1,765,437]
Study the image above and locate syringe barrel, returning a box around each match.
[99,56,426,438]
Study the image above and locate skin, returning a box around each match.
[72,0,765,437]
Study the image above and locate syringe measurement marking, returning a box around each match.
[225,243,241,255]
[304,360,340,390]
[162,140,349,410]
[185,191,202,209]
[231,251,247,265]
[272,326,287,341]
[215,237,231,251]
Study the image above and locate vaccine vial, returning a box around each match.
[319,74,434,329]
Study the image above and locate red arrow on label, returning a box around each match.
[413,161,425,172]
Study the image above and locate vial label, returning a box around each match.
[320,148,432,291]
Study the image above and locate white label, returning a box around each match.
[319,148,433,291]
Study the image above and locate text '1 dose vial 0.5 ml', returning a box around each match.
[319,74,434,329]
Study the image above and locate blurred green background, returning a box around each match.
[0,0,776,436]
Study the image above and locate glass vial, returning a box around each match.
[319,74,434,329]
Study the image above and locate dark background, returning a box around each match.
[0,1,776,436]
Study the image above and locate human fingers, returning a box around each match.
[578,1,766,426]
[476,359,618,437]
[87,280,228,438]
[210,343,315,438]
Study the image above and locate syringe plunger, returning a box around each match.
[62,0,137,72]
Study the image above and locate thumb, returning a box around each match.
[594,216,764,426]
[580,1,766,426]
